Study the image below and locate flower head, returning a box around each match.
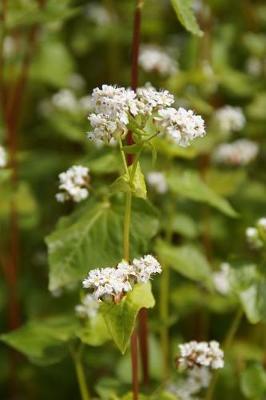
[155,107,205,147]
[52,89,78,112]
[132,255,162,283]
[139,44,178,76]
[177,341,224,370]
[75,294,99,319]
[213,139,258,166]
[56,165,90,203]
[0,146,7,168]
[213,263,231,295]
[215,106,246,133]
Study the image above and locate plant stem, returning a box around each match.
[205,308,243,400]
[123,190,132,262]
[71,347,90,400]
[160,261,170,380]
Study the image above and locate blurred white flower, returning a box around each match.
[52,89,79,112]
[215,106,246,133]
[147,171,168,194]
[3,36,16,58]
[177,341,224,370]
[155,107,205,147]
[139,44,178,76]
[246,226,263,249]
[168,366,211,400]
[75,294,99,319]
[246,57,263,77]
[258,218,266,231]
[213,139,258,166]
[213,263,231,295]
[85,3,112,25]
[0,146,7,168]
[56,165,90,203]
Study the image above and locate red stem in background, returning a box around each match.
[131,330,139,400]
[127,0,149,387]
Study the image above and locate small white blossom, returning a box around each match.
[52,89,78,112]
[178,341,224,370]
[56,165,90,203]
[213,139,258,166]
[213,263,231,295]
[85,3,112,25]
[82,266,132,301]
[155,107,206,147]
[147,171,168,194]
[215,106,246,133]
[0,146,7,168]
[136,86,175,115]
[139,44,178,76]
[132,255,162,283]
[75,294,99,319]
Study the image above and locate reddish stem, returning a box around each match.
[130,330,139,400]
[127,0,149,387]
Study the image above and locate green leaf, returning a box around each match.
[167,170,238,217]
[170,0,203,36]
[156,240,213,288]
[46,198,159,291]
[0,315,79,366]
[240,363,266,398]
[77,314,110,346]
[101,283,155,353]
[111,163,147,199]
[230,264,266,324]
[166,213,199,239]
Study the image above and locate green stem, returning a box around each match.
[118,138,129,176]
[123,190,132,261]
[71,349,90,400]
[205,308,243,400]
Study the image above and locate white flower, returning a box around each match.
[132,255,162,283]
[136,86,175,115]
[213,262,231,295]
[215,106,246,133]
[75,294,99,319]
[147,171,168,194]
[246,57,263,77]
[155,107,206,147]
[56,165,90,203]
[85,3,112,25]
[87,85,138,144]
[82,266,132,301]
[258,218,266,231]
[139,45,178,76]
[246,226,263,249]
[52,89,78,112]
[0,146,7,168]
[213,139,258,166]
[178,341,224,370]
[168,366,211,400]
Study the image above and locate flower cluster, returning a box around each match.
[0,146,7,168]
[168,366,211,400]
[87,84,206,147]
[147,171,168,194]
[215,106,246,133]
[177,341,224,370]
[213,262,231,295]
[82,255,161,302]
[75,294,99,319]
[213,139,258,166]
[56,165,90,203]
[155,107,205,147]
[139,44,178,76]
[246,217,266,249]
